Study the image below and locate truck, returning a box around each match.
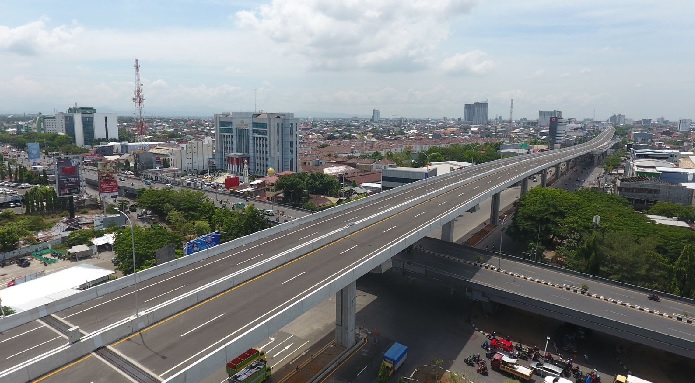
[228,360,271,383]
[614,375,653,383]
[226,349,266,376]
[383,342,408,377]
[490,353,534,382]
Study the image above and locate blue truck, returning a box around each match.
[383,342,408,376]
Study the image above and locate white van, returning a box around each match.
[534,362,563,377]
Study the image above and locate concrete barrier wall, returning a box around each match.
[395,260,695,360]
[2,130,615,380]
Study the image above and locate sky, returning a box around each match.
[1,0,694,120]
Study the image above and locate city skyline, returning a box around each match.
[1,0,693,120]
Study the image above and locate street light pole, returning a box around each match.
[498,215,508,270]
[544,336,551,355]
[115,207,139,318]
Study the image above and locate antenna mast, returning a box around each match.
[133,59,145,139]
[509,98,513,124]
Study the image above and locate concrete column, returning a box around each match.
[541,169,548,187]
[594,154,600,166]
[520,178,529,196]
[490,192,500,225]
[441,220,455,242]
[554,164,561,178]
[335,281,356,348]
[565,160,571,172]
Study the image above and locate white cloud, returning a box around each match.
[0,17,83,56]
[235,0,477,71]
[527,69,545,79]
[440,50,494,75]
[579,67,591,74]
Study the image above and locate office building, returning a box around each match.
[177,137,214,174]
[679,119,692,132]
[548,112,566,148]
[45,107,118,147]
[371,109,380,122]
[609,114,626,125]
[464,101,488,125]
[214,112,298,178]
[539,110,562,128]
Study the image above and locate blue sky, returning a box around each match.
[1,0,693,120]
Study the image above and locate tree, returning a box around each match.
[377,362,390,383]
[0,228,20,252]
[113,225,183,274]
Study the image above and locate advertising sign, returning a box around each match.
[98,161,119,198]
[27,142,41,161]
[56,156,82,197]
[184,231,221,256]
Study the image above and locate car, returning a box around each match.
[534,362,563,377]
[144,180,152,185]
[118,177,125,181]
[263,209,275,216]
[165,183,173,189]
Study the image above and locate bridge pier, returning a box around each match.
[540,169,548,187]
[335,281,356,348]
[594,153,601,166]
[520,178,529,196]
[441,220,455,242]
[554,164,561,179]
[490,192,500,225]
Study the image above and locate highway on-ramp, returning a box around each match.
[1,129,614,382]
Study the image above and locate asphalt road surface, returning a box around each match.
[8,130,615,382]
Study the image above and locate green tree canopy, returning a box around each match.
[113,225,183,274]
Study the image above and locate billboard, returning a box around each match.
[98,161,119,198]
[55,156,82,197]
[27,142,41,161]
[184,231,221,256]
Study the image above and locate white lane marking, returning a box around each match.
[236,253,264,266]
[272,343,293,358]
[260,337,275,350]
[272,340,310,368]
[383,226,396,233]
[438,201,447,206]
[606,310,631,318]
[669,327,695,337]
[532,292,570,303]
[266,335,293,353]
[281,272,306,285]
[180,313,225,337]
[414,212,425,218]
[298,233,317,241]
[157,145,612,377]
[340,245,358,255]
[144,284,188,303]
[5,336,63,360]
[0,326,43,344]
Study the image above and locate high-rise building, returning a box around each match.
[539,110,562,127]
[371,109,380,122]
[609,114,626,125]
[679,119,692,132]
[214,112,298,177]
[548,112,566,148]
[464,101,488,125]
[45,107,117,147]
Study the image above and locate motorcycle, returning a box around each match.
[476,360,488,375]
[648,293,660,302]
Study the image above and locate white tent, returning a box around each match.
[0,264,114,312]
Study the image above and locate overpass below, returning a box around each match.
[394,237,695,360]
[0,129,619,383]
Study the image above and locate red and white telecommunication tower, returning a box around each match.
[133,59,146,137]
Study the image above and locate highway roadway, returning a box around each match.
[416,237,695,321]
[394,242,695,353]
[1,129,615,382]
